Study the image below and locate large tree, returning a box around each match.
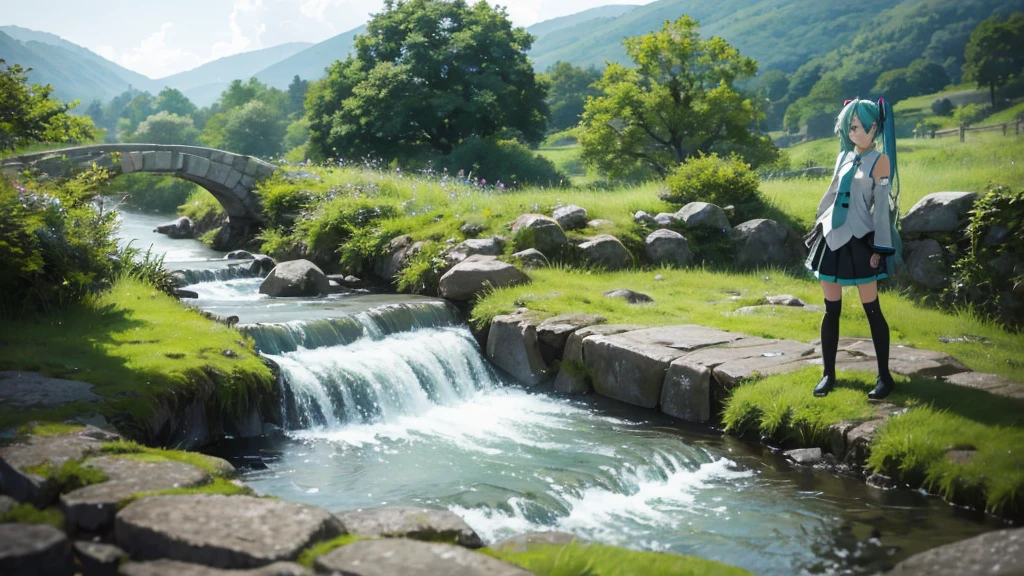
[963,13,1024,107]
[128,111,200,145]
[307,0,548,161]
[154,87,198,118]
[0,59,94,152]
[578,16,775,178]
[542,61,602,132]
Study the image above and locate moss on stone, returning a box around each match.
[116,477,253,510]
[296,535,366,567]
[99,440,234,477]
[24,459,108,492]
[483,541,753,576]
[0,503,66,528]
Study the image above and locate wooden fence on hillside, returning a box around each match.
[916,118,1023,142]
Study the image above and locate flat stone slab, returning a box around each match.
[942,372,1024,401]
[314,538,532,576]
[821,339,969,379]
[62,456,212,532]
[884,526,1024,575]
[0,371,102,406]
[0,523,74,575]
[335,508,483,548]
[115,494,343,569]
[119,560,309,576]
[785,448,823,465]
[489,531,582,554]
[0,425,117,507]
[75,541,127,576]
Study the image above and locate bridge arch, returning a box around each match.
[1,144,276,249]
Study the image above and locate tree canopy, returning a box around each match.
[963,13,1024,106]
[577,16,775,179]
[0,59,94,152]
[306,0,548,162]
[541,62,602,132]
[127,111,200,146]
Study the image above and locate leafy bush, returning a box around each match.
[931,97,954,116]
[943,185,1024,330]
[0,170,119,316]
[662,153,764,218]
[439,137,567,187]
[953,103,987,127]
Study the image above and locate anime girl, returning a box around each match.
[805,98,901,400]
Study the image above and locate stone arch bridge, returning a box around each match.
[1,144,277,249]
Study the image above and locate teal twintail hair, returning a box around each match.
[835,98,902,262]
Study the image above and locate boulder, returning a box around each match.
[438,255,529,301]
[587,219,614,229]
[314,539,531,576]
[225,251,255,260]
[0,425,117,507]
[644,229,692,267]
[114,494,343,569]
[903,239,947,289]
[248,255,276,276]
[510,248,549,269]
[486,313,550,386]
[174,289,200,299]
[633,211,655,225]
[553,205,588,230]
[446,238,504,264]
[784,448,823,465]
[153,217,194,240]
[900,192,978,236]
[732,219,790,267]
[675,202,730,231]
[374,235,422,281]
[118,560,310,576]
[74,541,126,576]
[335,508,482,548]
[653,212,680,227]
[577,234,632,270]
[766,294,805,307]
[61,456,212,532]
[553,324,643,395]
[603,289,653,304]
[884,526,1024,575]
[0,523,73,576]
[511,214,567,256]
[258,260,329,297]
[459,222,484,238]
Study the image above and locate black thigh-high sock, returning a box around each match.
[862,298,892,382]
[821,299,842,379]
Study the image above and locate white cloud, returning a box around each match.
[115,22,205,79]
[299,0,333,19]
[211,3,261,60]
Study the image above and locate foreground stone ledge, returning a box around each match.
[0,522,73,576]
[314,538,532,576]
[61,456,212,532]
[486,312,550,386]
[883,526,1024,575]
[115,494,343,569]
[118,560,310,576]
[335,507,483,548]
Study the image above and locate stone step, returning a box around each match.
[0,522,74,576]
[335,508,482,548]
[118,559,309,576]
[115,494,343,569]
[313,538,532,576]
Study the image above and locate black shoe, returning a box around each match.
[868,374,895,400]
[814,375,836,397]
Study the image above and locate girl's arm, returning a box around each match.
[871,155,895,255]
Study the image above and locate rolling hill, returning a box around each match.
[254,26,366,90]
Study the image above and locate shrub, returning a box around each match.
[931,97,954,116]
[952,103,986,127]
[943,185,1024,330]
[805,112,836,140]
[0,169,119,316]
[662,153,764,217]
[439,137,568,187]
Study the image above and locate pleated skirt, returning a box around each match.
[806,232,888,285]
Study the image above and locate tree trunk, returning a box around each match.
[990,83,996,108]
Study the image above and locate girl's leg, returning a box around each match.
[815,281,843,397]
[856,281,895,399]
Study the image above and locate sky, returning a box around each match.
[1,0,650,79]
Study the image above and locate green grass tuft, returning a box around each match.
[484,542,753,576]
[0,504,66,528]
[297,535,366,567]
[117,477,253,509]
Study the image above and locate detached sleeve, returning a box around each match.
[871,178,895,255]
